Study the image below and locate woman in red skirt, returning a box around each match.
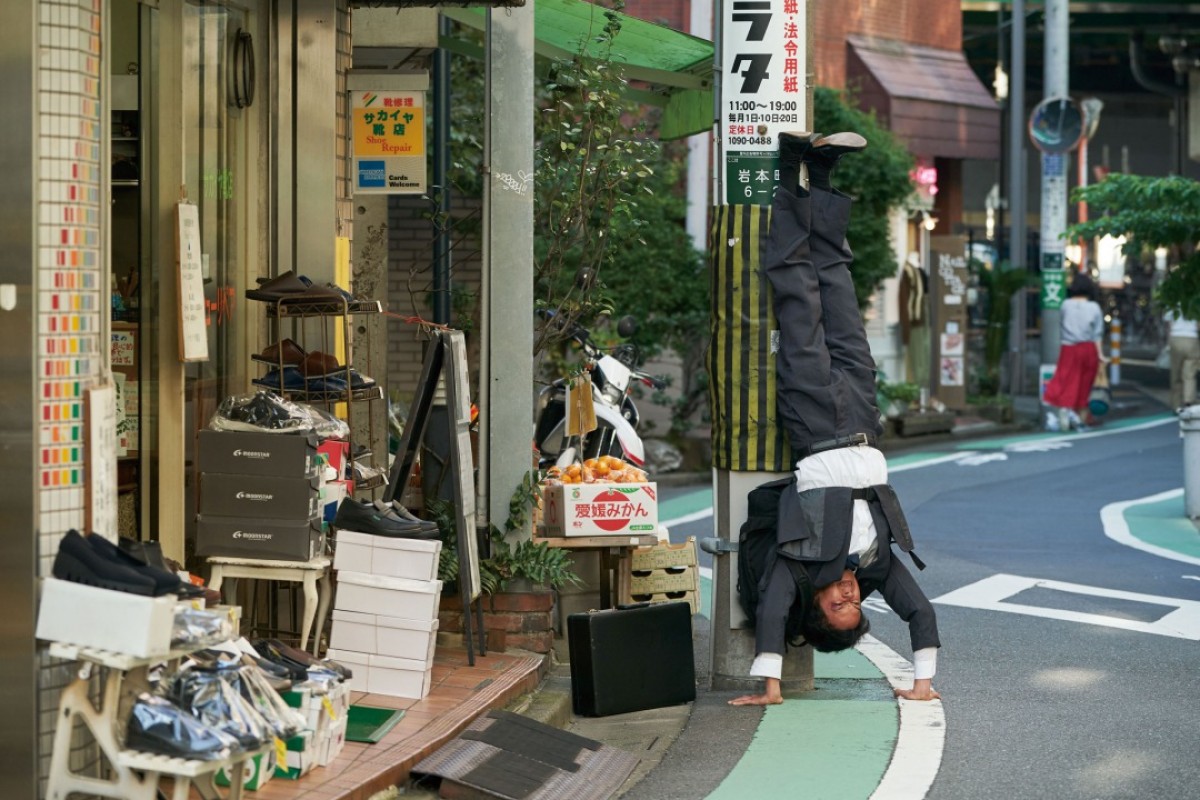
[1044,273,1104,431]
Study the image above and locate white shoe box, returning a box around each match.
[329,609,438,662]
[334,571,442,621]
[328,648,433,699]
[333,530,441,581]
[324,648,368,693]
[36,577,177,657]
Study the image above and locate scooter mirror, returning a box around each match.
[616,315,638,338]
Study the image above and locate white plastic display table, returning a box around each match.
[207,555,332,654]
[44,642,266,800]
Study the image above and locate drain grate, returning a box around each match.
[413,710,639,800]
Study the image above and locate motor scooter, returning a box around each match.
[533,316,666,469]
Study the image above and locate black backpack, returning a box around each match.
[737,478,813,645]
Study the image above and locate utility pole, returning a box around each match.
[1007,0,1027,393]
[1039,0,1070,364]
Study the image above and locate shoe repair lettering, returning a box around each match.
[232,449,271,460]
[496,171,532,195]
[235,491,274,502]
[232,530,273,541]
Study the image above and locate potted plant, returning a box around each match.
[877,379,922,419]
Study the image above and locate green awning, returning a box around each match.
[441,0,715,139]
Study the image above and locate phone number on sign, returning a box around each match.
[727,136,774,146]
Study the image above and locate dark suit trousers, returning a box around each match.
[765,187,882,455]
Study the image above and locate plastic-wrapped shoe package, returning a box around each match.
[221,663,305,740]
[166,669,273,752]
[171,607,233,649]
[209,391,314,434]
[298,403,351,440]
[125,693,239,761]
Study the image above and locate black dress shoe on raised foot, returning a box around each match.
[333,498,440,540]
[52,529,156,596]
[777,131,820,195]
[808,132,868,166]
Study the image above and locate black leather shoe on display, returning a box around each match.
[333,498,440,540]
[377,501,440,534]
[90,534,201,598]
[125,694,237,761]
[52,529,156,596]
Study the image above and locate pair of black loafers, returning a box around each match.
[52,529,203,598]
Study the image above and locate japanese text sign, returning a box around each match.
[351,90,426,195]
[721,0,807,205]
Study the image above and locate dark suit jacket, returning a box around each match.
[776,483,940,652]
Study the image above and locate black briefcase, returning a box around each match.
[567,601,696,717]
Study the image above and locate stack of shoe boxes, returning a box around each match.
[275,680,352,779]
[326,530,442,698]
[196,430,325,561]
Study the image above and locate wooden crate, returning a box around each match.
[629,567,698,595]
[631,536,697,571]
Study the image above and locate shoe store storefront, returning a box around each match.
[1,0,384,794]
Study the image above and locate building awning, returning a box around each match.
[441,0,714,140]
[847,35,1000,160]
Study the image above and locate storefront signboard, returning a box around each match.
[720,0,806,205]
[351,90,426,195]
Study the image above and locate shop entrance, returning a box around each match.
[111,0,268,550]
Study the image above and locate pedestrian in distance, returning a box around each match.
[1043,273,1105,432]
[729,131,941,707]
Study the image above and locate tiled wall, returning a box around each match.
[35,0,108,789]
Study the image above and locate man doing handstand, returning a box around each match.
[730,131,941,706]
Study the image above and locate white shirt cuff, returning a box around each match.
[749,652,783,680]
[913,647,937,680]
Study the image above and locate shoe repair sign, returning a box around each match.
[720,0,807,205]
[542,483,659,537]
[351,90,425,195]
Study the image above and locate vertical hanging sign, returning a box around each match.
[351,90,426,194]
[177,202,209,362]
[721,0,806,205]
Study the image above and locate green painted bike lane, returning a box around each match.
[655,413,1188,799]
[659,488,897,800]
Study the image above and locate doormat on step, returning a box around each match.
[411,709,639,800]
[345,705,405,744]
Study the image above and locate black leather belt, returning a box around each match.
[798,432,874,459]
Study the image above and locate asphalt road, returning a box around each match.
[655,413,1200,799]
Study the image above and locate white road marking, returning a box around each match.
[957,452,1008,466]
[856,635,945,800]
[660,507,714,527]
[1004,440,1074,453]
[862,597,891,614]
[889,452,978,473]
[933,573,1200,640]
[1100,488,1200,568]
[1184,576,1200,582]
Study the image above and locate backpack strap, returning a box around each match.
[851,485,927,571]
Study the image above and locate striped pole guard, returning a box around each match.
[1110,315,1121,386]
[707,204,793,472]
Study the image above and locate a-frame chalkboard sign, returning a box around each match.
[384,330,485,663]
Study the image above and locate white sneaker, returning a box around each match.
[1044,411,1061,432]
